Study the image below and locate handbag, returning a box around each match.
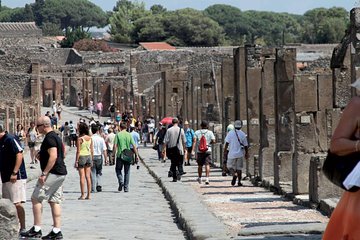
[152,144,159,151]
[322,150,360,192]
[121,149,134,163]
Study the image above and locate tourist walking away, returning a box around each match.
[184,120,195,166]
[15,123,26,149]
[0,124,27,235]
[75,122,93,200]
[56,103,62,121]
[69,120,77,147]
[105,128,116,165]
[22,116,67,239]
[27,121,39,164]
[91,124,107,193]
[108,103,116,121]
[88,98,94,116]
[51,101,57,114]
[162,118,186,182]
[222,123,234,176]
[322,78,360,239]
[193,120,215,185]
[223,120,249,187]
[154,123,167,161]
[114,122,140,192]
[130,124,141,169]
[142,121,149,147]
[96,100,103,119]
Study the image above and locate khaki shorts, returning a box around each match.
[2,179,26,203]
[32,174,66,204]
[227,157,244,171]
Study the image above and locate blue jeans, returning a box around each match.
[115,156,131,190]
[91,155,103,192]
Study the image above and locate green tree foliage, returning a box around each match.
[40,0,107,30]
[132,14,166,42]
[163,9,224,46]
[73,39,115,52]
[41,22,63,36]
[23,4,34,22]
[0,6,34,22]
[60,27,91,48]
[32,0,45,26]
[204,4,250,45]
[150,4,166,15]
[301,7,349,43]
[109,0,149,43]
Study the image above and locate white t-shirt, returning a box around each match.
[225,129,248,159]
[91,134,107,156]
[105,132,116,151]
[194,129,215,153]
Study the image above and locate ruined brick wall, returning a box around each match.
[0,74,31,99]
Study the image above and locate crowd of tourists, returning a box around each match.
[0,99,250,239]
[153,117,249,186]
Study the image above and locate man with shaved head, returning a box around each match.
[22,116,67,239]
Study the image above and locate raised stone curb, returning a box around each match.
[143,161,229,240]
[238,223,326,236]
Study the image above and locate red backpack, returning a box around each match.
[198,133,208,152]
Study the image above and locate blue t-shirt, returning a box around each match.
[130,131,140,149]
[0,133,27,183]
[185,128,195,148]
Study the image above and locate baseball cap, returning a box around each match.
[184,120,189,125]
[234,120,243,129]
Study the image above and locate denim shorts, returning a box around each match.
[78,155,92,168]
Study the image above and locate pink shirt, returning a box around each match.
[96,102,103,111]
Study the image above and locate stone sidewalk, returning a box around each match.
[63,105,330,239]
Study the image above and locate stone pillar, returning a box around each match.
[274,48,296,189]
[259,58,276,179]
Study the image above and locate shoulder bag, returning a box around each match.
[322,150,360,192]
[166,128,181,159]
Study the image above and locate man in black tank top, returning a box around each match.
[22,116,67,239]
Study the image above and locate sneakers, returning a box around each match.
[205,178,210,185]
[42,230,63,239]
[197,177,202,184]
[231,176,237,186]
[238,181,243,187]
[118,184,123,192]
[21,226,42,238]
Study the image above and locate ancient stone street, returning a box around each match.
[19,107,329,239]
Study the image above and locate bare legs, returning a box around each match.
[78,166,92,199]
[15,202,25,230]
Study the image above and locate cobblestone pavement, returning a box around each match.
[18,106,330,239]
[22,108,187,240]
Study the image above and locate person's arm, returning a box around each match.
[330,97,360,155]
[102,139,108,161]
[75,137,81,168]
[10,152,23,183]
[191,133,197,153]
[181,129,186,153]
[90,138,94,164]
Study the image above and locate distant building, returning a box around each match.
[0,22,42,37]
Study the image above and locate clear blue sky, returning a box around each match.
[2,0,355,14]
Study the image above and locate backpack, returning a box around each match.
[69,124,76,134]
[198,132,208,152]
